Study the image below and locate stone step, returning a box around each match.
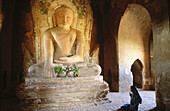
[25,90,107,99]
[16,76,110,110]
[17,83,109,100]
[18,98,110,110]
[22,94,108,105]
[25,76,104,85]
[25,82,108,91]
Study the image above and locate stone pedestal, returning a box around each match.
[16,76,109,110]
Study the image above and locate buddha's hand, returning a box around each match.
[54,57,73,64]
[61,55,83,63]
[54,55,83,64]
[59,57,69,61]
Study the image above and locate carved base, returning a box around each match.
[16,76,109,110]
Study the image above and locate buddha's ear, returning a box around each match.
[52,14,56,27]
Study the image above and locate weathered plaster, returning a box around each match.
[118,4,152,91]
[30,0,93,63]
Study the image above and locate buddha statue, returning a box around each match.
[28,5,101,78]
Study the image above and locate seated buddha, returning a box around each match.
[28,5,101,78]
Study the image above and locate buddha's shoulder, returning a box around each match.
[44,27,57,32]
[42,28,56,37]
[71,27,82,34]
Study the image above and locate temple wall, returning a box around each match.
[118,4,152,92]
[91,2,169,110]
[0,0,16,96]
[149,0,170,110]
[0,0,169,110]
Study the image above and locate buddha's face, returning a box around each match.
[55,7,73,29]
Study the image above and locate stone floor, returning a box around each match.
[0,90,156,111]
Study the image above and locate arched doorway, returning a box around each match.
[131,59,143,88]
[118,4,152,92]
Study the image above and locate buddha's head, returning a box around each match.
[54,5,73,29]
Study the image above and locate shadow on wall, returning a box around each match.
[0,70,7,90]
[0,70,8,97]
[130,59,143,88]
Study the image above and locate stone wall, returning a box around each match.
[0,0,16,96]
[149,0,170,110]
[91,1,169,110]
[118,4,152,92]
[0,0,32,96]
[91,0,155,92]
[0,0,169,110]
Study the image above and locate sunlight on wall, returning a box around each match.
[118,4,152,92]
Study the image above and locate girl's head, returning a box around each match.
[131,85,137,93]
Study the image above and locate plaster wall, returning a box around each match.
[151,0,170,109]
[0,0,16,95]
[118,4,151,92]
[0,0,169,110]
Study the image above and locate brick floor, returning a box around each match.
[0,90,156,111]
[67,90,156,111]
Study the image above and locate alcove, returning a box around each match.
[131,59,143,88]
[118,4,152,91]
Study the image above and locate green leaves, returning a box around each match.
[54,64,79,77]
[72,64,79,77]
[54,66,64,74]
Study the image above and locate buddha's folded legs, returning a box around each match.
[28,62,46,77]
[77,63,101,76]
[28,62,101,78]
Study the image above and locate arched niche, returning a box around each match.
[30,0,93,63]
[131,59,143,88]
[118,4,152,92]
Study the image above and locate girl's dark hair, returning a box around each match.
[131,85,142,104]
[131,85,137,92]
